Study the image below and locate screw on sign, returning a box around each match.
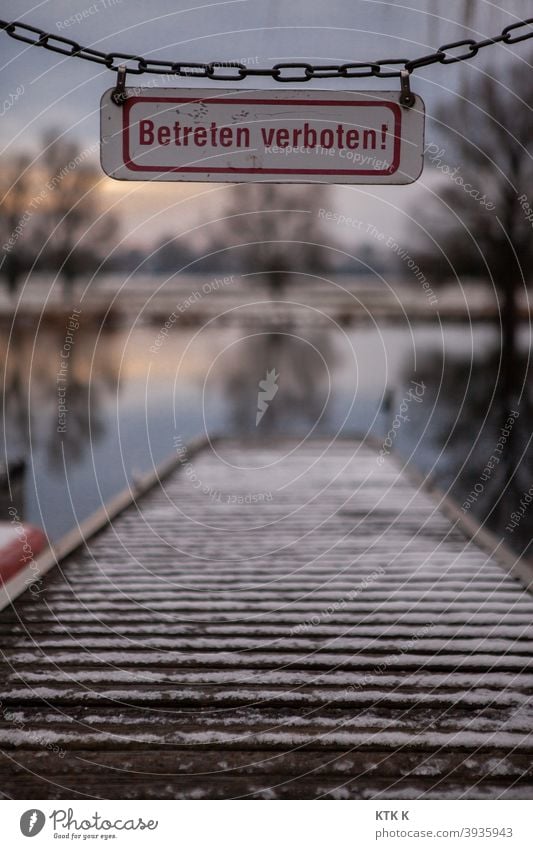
[100,88,426,184]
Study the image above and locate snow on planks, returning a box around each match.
[0,438,532,799]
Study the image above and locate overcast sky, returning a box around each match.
[1,0,530,249]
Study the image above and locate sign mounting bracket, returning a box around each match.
[399,69,415,108]
[111,65,128,106]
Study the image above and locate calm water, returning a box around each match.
[1,318,531,557]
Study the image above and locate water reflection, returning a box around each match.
[402,346,533,558]
[218,329,336,435]
[0,315,120,523]
[198,325,337,438]
[1,316,531,562]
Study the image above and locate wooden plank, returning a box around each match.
[0,435,211,612]
[1,438,532,800]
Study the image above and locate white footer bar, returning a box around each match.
[2,799,532,848]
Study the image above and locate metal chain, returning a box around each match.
[0,16,531,82]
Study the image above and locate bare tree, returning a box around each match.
[0,155,37,296]
[34,131,119,296]
[1,133,119,297]
[211,184,333,298]
[412,58,533,412]
[406,57,533,555]
[431,0,530,35]
[403,346,533,559]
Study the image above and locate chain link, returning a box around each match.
[0,16,532,82]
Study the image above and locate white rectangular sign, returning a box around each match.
[101,87,425,184]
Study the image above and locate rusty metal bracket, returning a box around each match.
[399,69,415,108]
[111,64,127,105]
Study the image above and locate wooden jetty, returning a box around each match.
[0,438,532,799]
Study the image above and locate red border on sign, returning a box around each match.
[122,96,402,176]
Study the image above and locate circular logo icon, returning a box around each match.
[20,810,46,837]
